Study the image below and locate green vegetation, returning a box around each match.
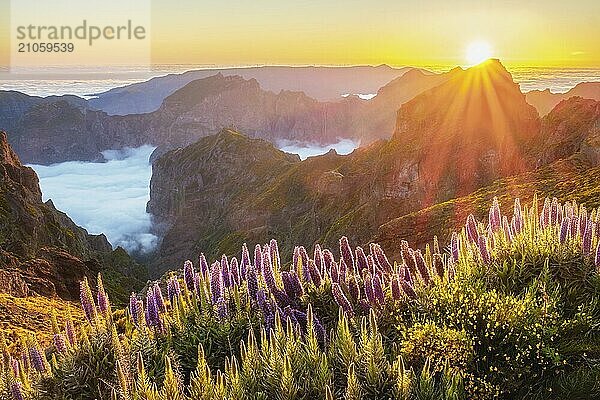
[1,196,600,399]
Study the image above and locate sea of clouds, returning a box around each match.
[277,138,359,160]
[28,146,158,254]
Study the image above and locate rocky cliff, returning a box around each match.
[0,131,145,301]
[526,82,600,116]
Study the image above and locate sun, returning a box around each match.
[465,40,493,66]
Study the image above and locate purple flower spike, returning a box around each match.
[391,274,402,301]
[323,249,335,270]
[371,243,392,273]
[10,382,25,400]
[338,257,348,282]
[559,217,571,244]
[79,278,96,324]
[348,274,360,302]
[433,254,444,278]
[339,236,355,273]
[293,246,300,274]
[355,246,368,274]
[541,198,551,228]
[10,357,19,376]
[364,274,376,305]
[210,262,224,304]
[221,255,231,288]
[372,275,385,305]
[145,290,160,328]
[502,215,513,242]
[513,198,523,233]
[579,207,588,237]
[29,345,46,373]
[246,265,258,303]
[240,244,250,277]
[400,279,417,300]
[414,250,431,284]
[307,259,322,287]
[65,318,77,346]
[367,255,377,276]
[254,244,263,272]
[583,220,593,256]
[332,283,354,317]
[478,236,491,265]
[153,284,166,313]
[216,297,228,320]
[261,250,278,294]
[551,198,559,225]
[53,333,67,354]
[298,246,310,281]
[401,264,414,286]
[450,232,460,262]
[230,257,240,286]
[330,261,339,283]
[199,254,209,276]
[489,197,502,232]
[595,241,600,269]
[466,214,479,243]
[401,241,417,274]
[167,276,181,304]
[183,260,195,292]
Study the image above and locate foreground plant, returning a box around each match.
[1,195,600,399]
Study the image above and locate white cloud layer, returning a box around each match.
[29,146,158,254]
[277,138,359,160]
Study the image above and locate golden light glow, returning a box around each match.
[465,41,493,66]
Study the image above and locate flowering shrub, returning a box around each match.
[1,195,600,399]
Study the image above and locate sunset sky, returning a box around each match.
[1,0,599,68]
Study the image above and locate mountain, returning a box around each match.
[89,65,411,115]
[3,69,450,165]
[525,82,600,116]
[0,131,146,301]
[145,61,598,275]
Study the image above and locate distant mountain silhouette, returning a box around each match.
[526,82,600,116]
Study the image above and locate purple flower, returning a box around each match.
[579,207,588,237]
[489,197,502,232]
[332,283,354,317]
[339,236,355,273]
[583,220,593,256]
[97,276,110,315]
[10,381,25,400]
[153,284,166,313]
[401,264,414,286]
[130,293,141,326]
[513,198,523,234]
[391,274,402,301]
[595,241,600,269]
[29,344,46,373]
[145,290,160,328]
[282,270,304,299]
[221,255,231,288]
[230,257,240,286]
[261,249,278,294]
[541,198,551,228]
[551,197,559,225]
[199,253,209,276]
[247,265,259,303]
[367,255,377,276]
[210,262,223,304]
[478,235,491,265]
[338,258,347,282]
[65,318,77,347]
[216,297,228,320]
[184,260,196,292]
[254,244,263,273]
[79,278,96,324]
[348,274,360,302]
[240,244,250,278]
[53,333,67,354]
[450,232,460,262]
[401,241,417,274]
[466,214,479,243]
[503,215,513,242]
[355,246,368,274]
[323,249,335,270]
[330,261,339,283]
[298,246,310,282]
[400,278,417,300]
[364,274,376,305]
[372,275,385,305]
[167,276,181,304]
[414,250,431,285]
[433,254,444,278]
[559,217,571,244]
[307,259,322,287]
[371,243,392,273]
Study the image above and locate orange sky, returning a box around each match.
[1,0,599,68]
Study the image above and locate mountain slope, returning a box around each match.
[526,82,600,116]
[0,131,146,301]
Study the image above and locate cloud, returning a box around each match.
[28,146,158,254]
[277,138,359,160]
[571,51,586,56]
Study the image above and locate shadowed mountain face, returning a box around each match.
[0,131,145,301]
[526,82,600,116]
[2,68,457,165]
[146,61,571,275]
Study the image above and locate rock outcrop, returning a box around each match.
[526,82,600,116]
